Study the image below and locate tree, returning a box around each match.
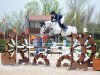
[84,6,94,33]
[25,0,40,15]
[12,10,25,34]
[0,13,13,33]
[64,0,94,33]
[41,0,60,15]
[64,11,83,33]
[94,11,100,34]
[87,6,94,23]
[66,0,90,12]
[81,5,94,25]
[97,11,100,26]
[0,22,4,32]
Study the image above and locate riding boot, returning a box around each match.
[63,28,67,32]
[62,24,67,32]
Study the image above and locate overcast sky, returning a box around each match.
[0,0,100,20]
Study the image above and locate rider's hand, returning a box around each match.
[52,19,57,22]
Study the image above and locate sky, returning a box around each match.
[0,0,100,20]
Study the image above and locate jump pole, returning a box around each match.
[16,35,18,64]
[70,34,74,68]
[28,35,31,63]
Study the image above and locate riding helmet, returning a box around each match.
[50,11,56,15]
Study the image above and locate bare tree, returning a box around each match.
[66,0,90,12]
[93,11,100,34]
[0,13,13,32]
[12,10,25,34]
[81,6,94,26]
[87,6,94,22]
[97,11,100,25]
[65,0,93,33]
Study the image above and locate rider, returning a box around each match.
[50,11,66,32]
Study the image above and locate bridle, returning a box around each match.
[42,21,53,31]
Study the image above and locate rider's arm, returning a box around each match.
[51,16,58,22]
[51,16,54,22]
[56,14,62,21]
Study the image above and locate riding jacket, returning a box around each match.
[51,14,62,22]
[51,14,63,28]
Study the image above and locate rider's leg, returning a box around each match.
[58,21,63,28]
[62,24,68,30]
[58,21,67,32]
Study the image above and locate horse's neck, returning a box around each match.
[44,21,52,28]
[52,22,61,29]
[45,21,61,35]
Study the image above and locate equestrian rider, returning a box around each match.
[50,11,66,32]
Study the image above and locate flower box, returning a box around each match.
[93,58,100,71]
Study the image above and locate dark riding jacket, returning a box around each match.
[51,14,63,28]
[51,14,62,22]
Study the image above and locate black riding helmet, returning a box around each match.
[50,11,56,15]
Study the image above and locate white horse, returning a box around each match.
[40,21,77,38]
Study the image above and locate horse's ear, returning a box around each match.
[40,21,45,27]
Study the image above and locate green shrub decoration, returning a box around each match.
[0,39,5,53]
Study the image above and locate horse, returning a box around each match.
[40,21,77,40]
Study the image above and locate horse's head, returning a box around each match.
[44,21,53,26]
[40,21,53,36]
